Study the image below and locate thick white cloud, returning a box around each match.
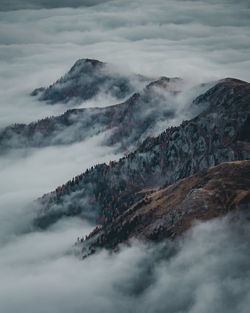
[0,131,121,245]
[0,214,249,313]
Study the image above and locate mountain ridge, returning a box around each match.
[31,58,150,104]
[78,160,250,256]
[0,76,197,153]
[33,77,250,230]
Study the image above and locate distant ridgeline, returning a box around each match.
[0,76,191,153]
[31,58,150,104]
[33,77,250,245]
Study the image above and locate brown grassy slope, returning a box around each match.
[87,160,250,251]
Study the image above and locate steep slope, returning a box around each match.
[79,160,250,254]
[0,77,188,152]
[31,58,149,104]
[34,78,250,229]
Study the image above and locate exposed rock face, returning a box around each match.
[34,78,250,229]
[0,77,187,152]
[80,160,250,254]
[31,58,149,104]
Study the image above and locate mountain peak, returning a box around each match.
[145,76,183,93]
[220,77,250,88]
[31,58,149,104]
[222,77,249,83]
[69,58,105,73]
[76,58,104,65]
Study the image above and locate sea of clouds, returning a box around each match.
[0,0,250,127]
[0,0,249,312]
[0,213,249,313]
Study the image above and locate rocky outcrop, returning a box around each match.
[79,160,250,254]
[0,77,186,152]
[33,78,250,229]
[31,58,149,104]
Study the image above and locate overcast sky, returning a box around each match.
[0,1,249,312]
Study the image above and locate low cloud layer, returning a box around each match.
[0,132,121,245]
[0,214,249,313]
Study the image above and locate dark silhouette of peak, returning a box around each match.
[74,58,104,66]
[221,77,250,86]
[67,58,105,75]
[31,58,150,104]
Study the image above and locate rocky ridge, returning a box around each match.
[31,58,149,104]
[34,78,250,229]
[0,77,189,152]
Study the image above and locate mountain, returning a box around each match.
[78,160,250,256]
[0,76,193,153]
[31,58,150,104]
[34,78,250,229]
